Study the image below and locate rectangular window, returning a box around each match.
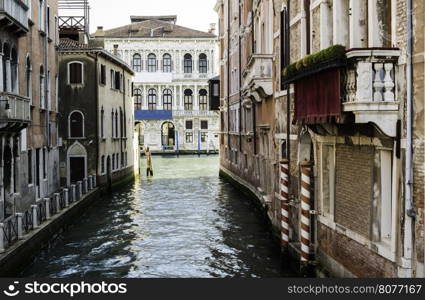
[114,72,121,90]
[42,148,47,179]
[39,0,45,31]
[321,144,335,218]
[110,70,114,88]
[47,6,50,37]
[69,63,83,84]
[100,65,106,85]
[185,120,193,130]
[379,150,393,243]
[185,132,193,143]
[201,120,208,130]
[280,7,290,90]
[28,150,33,185]
[213,83,219,97]
[201,132,207,143]
[101,156,105,174]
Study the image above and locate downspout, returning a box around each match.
[238,0,242,152]
[286,1,291,177]
[122,66,126,172]
[95,54,99,181]
[401,0,416,277]
[252,8,257,156]
[44,1,50,195]
[227,0,231,153]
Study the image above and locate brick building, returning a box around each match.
[216,0,424,277]
[0,0,60,221]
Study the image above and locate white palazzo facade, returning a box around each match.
[98,16,220,153]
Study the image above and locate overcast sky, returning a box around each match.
[84,0,218,33]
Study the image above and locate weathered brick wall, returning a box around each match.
[318,224,397,277]
[335,145,374,239]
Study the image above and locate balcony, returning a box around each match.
[282,45,400,136]
[173,110,218,118]
[133,71,214,84]
[343,49,400,137]
[0,0,29,34]
[242,54,273,102]
[0,92,31,130]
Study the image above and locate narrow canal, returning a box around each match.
[21,156,293,278]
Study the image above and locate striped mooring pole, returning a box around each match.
[280,159,290,250]
[300,161,312,263]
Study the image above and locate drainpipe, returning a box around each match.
[227,0,231,154]
[400,0,416,278]
[95,54,99,181]
[238,0,242,152]
[44,1,50,196]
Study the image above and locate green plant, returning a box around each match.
[282,44,346,80]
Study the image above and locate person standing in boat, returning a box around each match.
[146,147,154,177]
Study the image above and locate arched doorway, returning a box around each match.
[67,142,87,185]
[161,122,175,150]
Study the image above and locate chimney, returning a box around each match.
[208,23,216,34]
[94,26,105,38]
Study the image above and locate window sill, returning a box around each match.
[69,83,84,87]
[318,215,396,263]
[68,137,86,140]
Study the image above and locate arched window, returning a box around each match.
[134,88,142,110]
[115,110,119,138]
[119,108,123,138]
[147,53,157,72]
[199,89,208,111]
[199,53,208,73]
[133,54,142,72]
[40,65,45,109]
[184,54,192,73]
[111,110,115,138]
[26,56,32,98]
[163,89,172,110]
[184,89,193,110]
[148,89,157,110]
[101,155,105,174]
[68,61,83,84]
[163,54,172,72]
[11,48,18,93]
[100,107,105,138]
[69,111,84,138]
[2,43,9,92]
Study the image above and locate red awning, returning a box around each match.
[294,67,342,124]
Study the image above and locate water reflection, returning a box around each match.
[21,155,293,278]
